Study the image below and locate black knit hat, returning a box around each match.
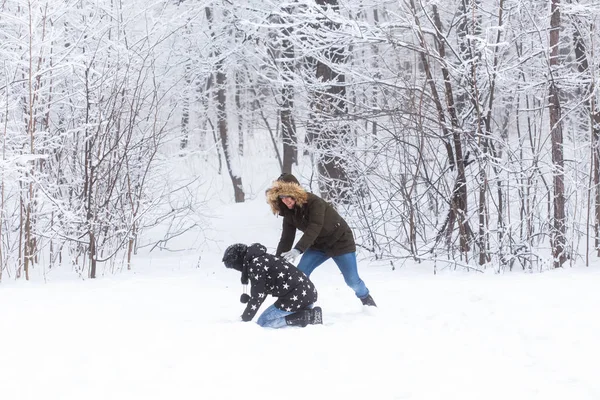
[223,243,251,304]
[222,243,248,271]
[277,173,299,185]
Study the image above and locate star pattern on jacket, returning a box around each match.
[239,243,318,322]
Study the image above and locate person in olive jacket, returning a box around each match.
[222,242,323,328]
[266,173,377,307]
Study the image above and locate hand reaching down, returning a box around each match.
[281,249,301,263]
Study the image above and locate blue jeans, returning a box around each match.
[256,304,316,328]
[256,305,294,328]
[296,249,369,299]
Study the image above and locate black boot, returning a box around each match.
[360,294,377,307]
[309,307,323,325]
[285,307,323,327]
[285,310,310,327]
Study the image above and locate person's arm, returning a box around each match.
[241,273,267,322]
[294,198,326,253]
[276,216,296,256]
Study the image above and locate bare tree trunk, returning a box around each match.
[23,0,49,280]
[280,10,297,174]
[458,0,488,265]
[573,24,600,259]
[594,117,600,258]
[549,0,566,268]
[411,0,457,253]
[180,59,191,150]
[217,66,244,201]
[251,91,282,170]
[313,0,351,201]
[409,0,455,172]
[0,88,6,281]
[478,0,506,266]
[236,70,244,157]
[83,64,98,279]
[434,6,471,254]
[202,74,220,170]
[206,6,244,203]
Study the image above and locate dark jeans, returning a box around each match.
[296,249,369,299]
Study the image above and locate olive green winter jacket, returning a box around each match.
[266,180,356,257]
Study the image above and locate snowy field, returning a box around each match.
[1,196,600,400]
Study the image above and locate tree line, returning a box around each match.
[0,0,598,280]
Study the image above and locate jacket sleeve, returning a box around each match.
[276,216,297,256]
[294,198,326,253]
[241,273,267,322]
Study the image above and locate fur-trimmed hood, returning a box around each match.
[266,180,309,215]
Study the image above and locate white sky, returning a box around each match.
[1,178,600,400]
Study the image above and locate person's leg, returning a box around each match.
[283,304,323,327]
[256,304,294,329]
[332,252,370,299]
[295,249,329,277]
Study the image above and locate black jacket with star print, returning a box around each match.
[240,243,318,322]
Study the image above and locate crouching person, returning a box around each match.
[222,242,323,328]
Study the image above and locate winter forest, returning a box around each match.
[0,0,599,282]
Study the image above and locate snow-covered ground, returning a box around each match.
[2,196,599,400]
